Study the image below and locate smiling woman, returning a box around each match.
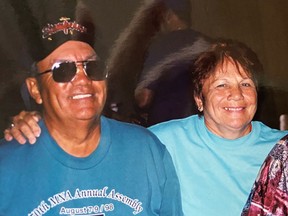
[195,58,257,139]
[148,39,288,215]
[192,45,258,139]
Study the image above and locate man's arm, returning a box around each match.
[3,111,41,144]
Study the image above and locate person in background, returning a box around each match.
[105,0,211,126]
[0,1,182,215]
[134,0,211,126]
[4,39,288,215]
[104,0,171,123]
[134,34,211,126]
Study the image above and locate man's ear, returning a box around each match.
[194,94,203,112]
[25,78,43,104]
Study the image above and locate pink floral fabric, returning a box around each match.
[242,134,288,216]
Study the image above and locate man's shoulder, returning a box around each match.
[102,117,168,157]
[104,116,149,131]
[0,138,22,152]
[0,138,32,166]
[103,116,161,141]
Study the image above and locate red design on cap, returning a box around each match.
[42,17,87,39]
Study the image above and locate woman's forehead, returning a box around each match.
[213,57,251,77]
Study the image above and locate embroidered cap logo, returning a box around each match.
[42,17,87,40]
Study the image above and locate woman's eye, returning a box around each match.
[216,84,226,88]
[241,83,252,87]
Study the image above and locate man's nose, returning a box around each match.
[71,63,91,83]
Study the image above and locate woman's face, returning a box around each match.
[195,58,257,139]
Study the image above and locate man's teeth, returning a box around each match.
[72,94,92,99]
[224,107,243,111]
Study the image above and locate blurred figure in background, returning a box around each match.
[105,0,211,126]
[134,35,211,126]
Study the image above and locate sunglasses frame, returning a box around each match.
[37,60,107,82]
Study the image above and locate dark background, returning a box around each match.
[0,0,287,137]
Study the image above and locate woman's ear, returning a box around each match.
[25,78,43,104]
[194,94,203,112]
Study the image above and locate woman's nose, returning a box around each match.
[228,86,244,100]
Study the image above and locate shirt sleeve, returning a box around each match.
[241,134,288,216]
[160,147,183,215]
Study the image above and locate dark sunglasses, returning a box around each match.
[37,60,107,83]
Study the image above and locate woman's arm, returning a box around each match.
[3,111,42,144]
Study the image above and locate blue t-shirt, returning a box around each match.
[149,115,288,216]
[0,116,183,216]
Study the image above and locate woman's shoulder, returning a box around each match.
[149,115,200,131]
[252,120,288,141]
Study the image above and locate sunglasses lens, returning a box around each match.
[49,61,107,82]
[53,62,77,83]
[85,61,107,81]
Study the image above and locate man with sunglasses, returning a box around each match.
[0,2,182,215]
